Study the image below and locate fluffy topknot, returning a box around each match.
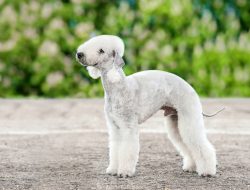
[83,35,124,57]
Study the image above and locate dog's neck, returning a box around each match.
[100,68,127,96]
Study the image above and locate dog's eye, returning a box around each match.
[98,49,105,54]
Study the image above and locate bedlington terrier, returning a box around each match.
[76,35,217,178]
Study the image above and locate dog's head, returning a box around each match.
[76,35,125,79]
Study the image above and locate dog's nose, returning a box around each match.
[77,52,84,59]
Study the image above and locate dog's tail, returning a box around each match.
[202,107,225,117]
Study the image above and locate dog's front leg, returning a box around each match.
[118,126,139,177]
[106,121,120,176]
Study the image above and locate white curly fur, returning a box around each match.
[76,35,217,178]
[87,66,101,79]
[107,66,122,83]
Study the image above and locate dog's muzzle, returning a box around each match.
[76,52,99,67]
[76,52,84,59]
[76,52,88,66]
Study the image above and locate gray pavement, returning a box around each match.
[0,99,249,190]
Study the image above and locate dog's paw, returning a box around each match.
[182,163,196,172]
[117,169,135,178]
[182,158,196,172]
[106,167,117,176]
[196,166,216,177]
[197,170,216,177]
[183,165,196,172]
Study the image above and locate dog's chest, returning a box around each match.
[105,99,133,115]
[105,95,136,124]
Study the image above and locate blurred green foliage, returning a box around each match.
[0,0,249,97]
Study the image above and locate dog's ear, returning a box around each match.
[113,50,124,67]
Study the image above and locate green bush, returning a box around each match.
[0,0,249,97]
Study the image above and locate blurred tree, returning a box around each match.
[0,0,249,97]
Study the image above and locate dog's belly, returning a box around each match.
[130,71,182,124]
[137,89,173,124]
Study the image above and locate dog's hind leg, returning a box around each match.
[165,115,196,172]
[177,103,217,176]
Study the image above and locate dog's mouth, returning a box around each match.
[76,56,99,67]
[92,62,98,67]
[78,60,98,67]
[80,62,88,67]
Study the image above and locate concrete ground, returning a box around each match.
[0,99,249,190]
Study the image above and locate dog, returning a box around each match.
[76,35,217,178]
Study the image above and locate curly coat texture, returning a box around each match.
[76,35,217,178]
